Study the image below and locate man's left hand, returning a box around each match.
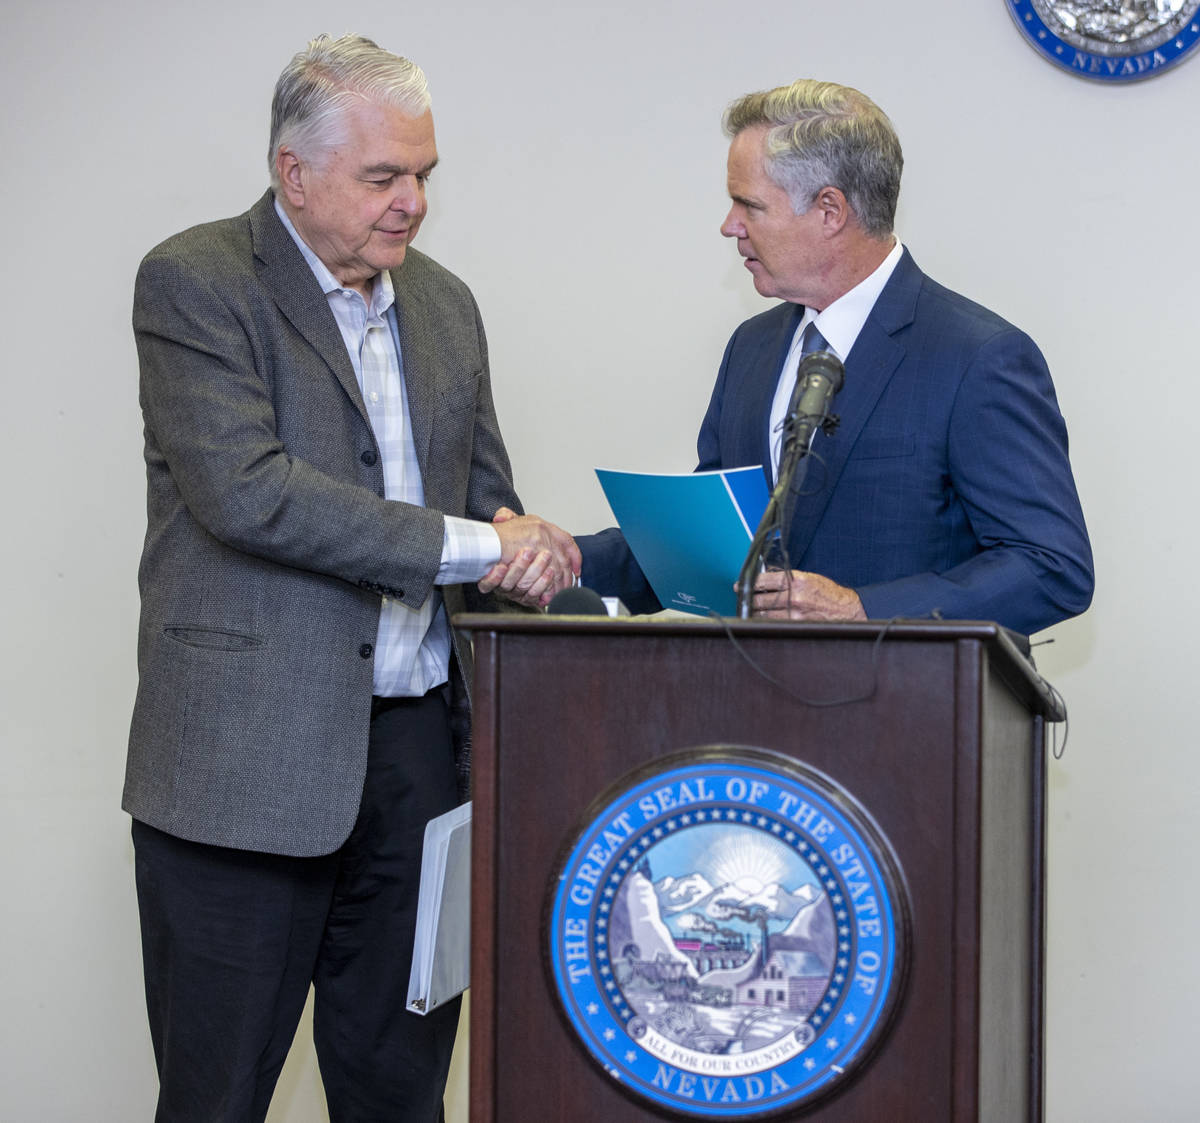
[751,569,867,621]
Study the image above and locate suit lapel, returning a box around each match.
[785,250,922,562]
[717,304,803,477]
[248,192,372,429]
[755,305,806,472]
[389,262,437,481]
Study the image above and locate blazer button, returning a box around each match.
[360,450,378,467]
[359,643,374,659]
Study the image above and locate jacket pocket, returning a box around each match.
[163,625,264,652]
[439,370,482,414]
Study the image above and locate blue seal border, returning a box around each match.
[544,746,911,1120]
[1006,1,1200,83]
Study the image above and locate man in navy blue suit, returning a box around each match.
[576,79,1093,636]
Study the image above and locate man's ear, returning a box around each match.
[814,186,850,236]
[275,148,306,208]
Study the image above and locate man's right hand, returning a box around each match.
[482,509,581,608]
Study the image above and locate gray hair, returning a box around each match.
[269,34,431,189]
[723,80,902,238]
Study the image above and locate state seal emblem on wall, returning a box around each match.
[546,747,910,1118]
[1007,1,1200,81]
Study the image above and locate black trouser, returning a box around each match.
[133,691,461,1122]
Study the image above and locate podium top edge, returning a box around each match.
[452,614,1065,721]
[457,613,1010,638]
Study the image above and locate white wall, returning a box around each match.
[2,2,1194,1119]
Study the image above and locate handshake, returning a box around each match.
[478,506,581,610]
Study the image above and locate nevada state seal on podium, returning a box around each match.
[460,615,1061,1121]
[547,749,909,1118]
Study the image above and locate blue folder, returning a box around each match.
[595,466,769,617]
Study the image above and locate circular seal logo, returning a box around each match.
[546,748,909,1119]
[1007,1,1200,82]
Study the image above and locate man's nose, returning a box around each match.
[390,176,425,213]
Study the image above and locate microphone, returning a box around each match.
[783,351,844,444]
[547,586,609,616]
[735,350,845,617]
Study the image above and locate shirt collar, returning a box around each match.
[805,238,904,360]
[273,195,395,317]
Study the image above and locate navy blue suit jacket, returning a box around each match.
[581,250,1094,635]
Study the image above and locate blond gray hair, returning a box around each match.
[724,80,902,237]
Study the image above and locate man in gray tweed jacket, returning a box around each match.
[124,34,576,1122]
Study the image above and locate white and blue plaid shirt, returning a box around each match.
[276,199,501,696]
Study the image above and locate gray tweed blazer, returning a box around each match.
[123,191,522,856]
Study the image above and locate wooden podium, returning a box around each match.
[457,616,1061,1122]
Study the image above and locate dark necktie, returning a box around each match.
[800,320,829,356]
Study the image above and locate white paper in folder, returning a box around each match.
[406,801,472,1015]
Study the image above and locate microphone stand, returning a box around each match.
[735,354,842,618]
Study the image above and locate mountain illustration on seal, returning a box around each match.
[605,828,837,1057]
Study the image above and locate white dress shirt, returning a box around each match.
[768,239,905,480]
